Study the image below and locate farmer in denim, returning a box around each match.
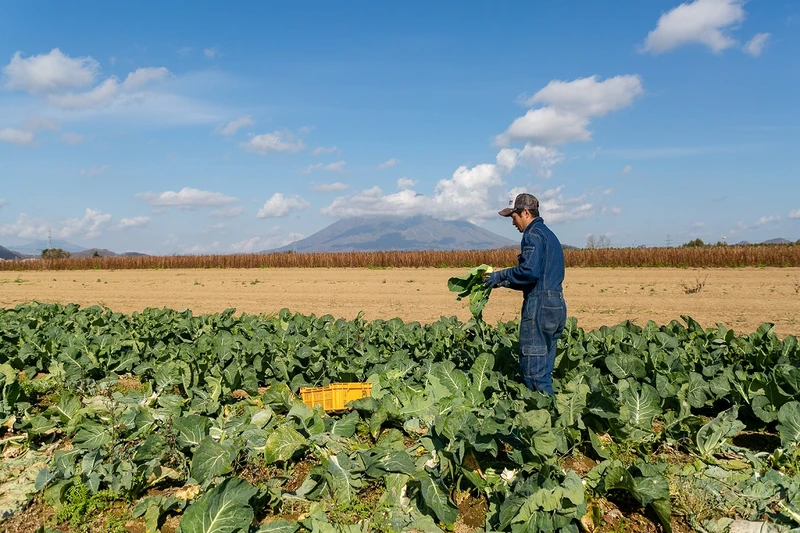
[484,193,567,395]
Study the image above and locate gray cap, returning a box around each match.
[499,193,539,217]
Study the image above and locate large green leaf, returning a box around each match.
[778,401,800,448]
[191,437,234,485]
[696,407,745,458]
[416,472,458,526]
[73,421,112,450]
[620,382,661,429]
[174,415,211,450]
[178,477,257,533]
[263,425,306,464]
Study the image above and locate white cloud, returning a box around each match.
[496,75,642,147]
[397,177,416,190]
[119,216,150,229]
[743,33,770,57]
[378,158,400,169]
[3,48,98,93]
[601,206,623,216]
[204,47,219,59]
[49,77,120,109]
[61,132,84,145]
[621,165,633,175]
[179,242,222,255]
[312,146,338,156]
[218,115,254,135]
[790,209,800,220]
[515,144,564,178]
[211,206,245,218]
[123,67,171,89]
[304,161,346,174]
[137,187,238,208]
[241,130,305,155]
[537,186,595,223]
[311,181,348,192]
[753,215,779,227]
[81,165,110,176]
[323,156,508,221]
[256,193,310,218]
[325,160,346,173]
[0,127,34,145]
[524,75,645,117]
[642,0,746,54]
[59,208,113,238]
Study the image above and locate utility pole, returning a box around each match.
[665,234,672,247]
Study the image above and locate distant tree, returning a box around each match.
[93,250,101,257]
[585,234,611,249]
[683,238,705,248]
[41,248,71,259]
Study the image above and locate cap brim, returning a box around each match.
[498,208,514,217]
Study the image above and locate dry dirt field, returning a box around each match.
[2,267,800,336]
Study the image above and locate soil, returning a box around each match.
[2,267,800,336]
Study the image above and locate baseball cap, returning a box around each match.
[498,193,539,217]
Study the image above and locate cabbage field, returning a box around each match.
[2,302,800,533]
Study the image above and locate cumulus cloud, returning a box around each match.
[536,186,595,223]
[119,216,150,229]
[256,193,310,218]
[241,130,305,155]
[601,206,623,216]
[397,178,416,190]
[789,209,800,220]
[211,206,245,218]
[311,182,348,192]
[378,158,400,169]
[0,127,34,145]
[312,146,338,156]
[323,155,509,221]
[642,0,746,54]
[136,187,238,208]
[2,48,98,93]
[48,77,120,109]
[621,165,633,175]
[515,144,564,178]
[62,208,113,238]
[496,75,643,147]
[743,33,770,57]
[81,165,109,176]
[61,132,84,145]
[218,115,254,135]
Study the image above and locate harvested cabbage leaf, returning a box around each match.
[447,264,494,319]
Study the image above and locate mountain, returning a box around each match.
[6,239,87,255]
[762,238,792,245]
[0,245,21,260]
[71,248,118,258]
[263,215,518,253]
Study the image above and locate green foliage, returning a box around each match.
[447,264,493,319]
[40,248,71,259]
[2,303,800,531]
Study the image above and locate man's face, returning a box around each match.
[511,211,525,232]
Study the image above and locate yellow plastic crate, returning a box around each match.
[300,382,372,411]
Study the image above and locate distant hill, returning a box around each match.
[263,215,518,253]
[0,245,20,260]
[762,238,792,245]
[72,248,118,258]
[6,239,87,255]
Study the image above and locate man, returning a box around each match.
[484,193,567,395]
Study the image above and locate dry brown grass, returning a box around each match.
[2,244,800,271]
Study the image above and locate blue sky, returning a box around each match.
[1,0,798,253]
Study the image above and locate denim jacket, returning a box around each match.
[497,217,564,298]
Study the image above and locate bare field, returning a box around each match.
[2,267,800,336]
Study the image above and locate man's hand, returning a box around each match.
[483,270,504,289]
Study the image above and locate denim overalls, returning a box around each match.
[497,217,567,395]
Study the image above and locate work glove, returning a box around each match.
[483,270,505,289]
